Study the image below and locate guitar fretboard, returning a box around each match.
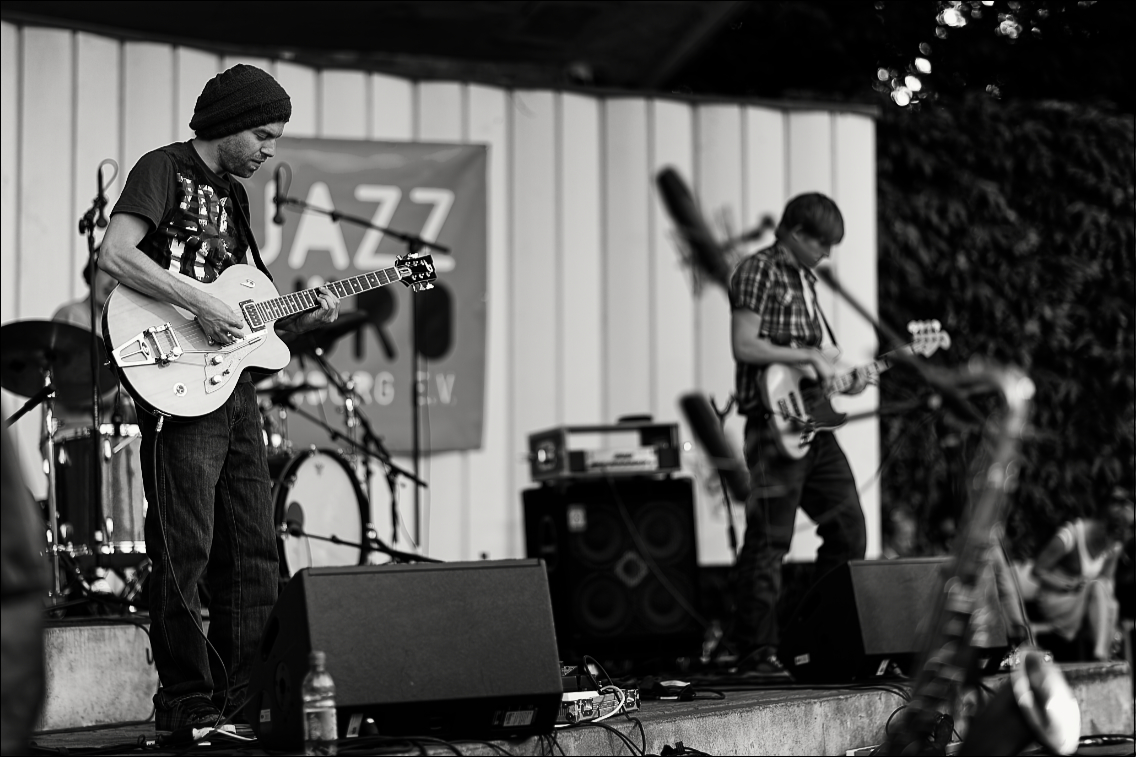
[827,353,897,395]
[244,265,404,327]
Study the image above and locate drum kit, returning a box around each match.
[0,310,430,614]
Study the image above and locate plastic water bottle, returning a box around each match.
[302,650,337,755]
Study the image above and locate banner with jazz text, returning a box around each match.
[244,138,487,454]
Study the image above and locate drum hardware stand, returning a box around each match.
[273,166,447,550]
[281,346,427,554]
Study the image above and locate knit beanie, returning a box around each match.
[189,64,291,140]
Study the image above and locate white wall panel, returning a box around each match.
[510,89,559,507]
[319,70,367,139]
[832,112,882,559]
[558,93,603,426]
[416,81,467,560]
[370,74,414,141]
[603,99,653,421]
[276,61,317,138]
[1,23,880,567]
[122,43,174,179]
[2,22,21,324]
[648,99,696,423]
[73,33,121,299]
[19,28,73,320]
[743,108,787,246]
[466,84,514,559]
[174,48,222,143]
[692,105,747,564]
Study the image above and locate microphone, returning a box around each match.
[655,166,733,289]
[272,164,286,226]
[679,392,751,502]
[96,163,109,228]
[284,502,305,537]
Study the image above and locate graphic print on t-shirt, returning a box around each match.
[168,172,243,282]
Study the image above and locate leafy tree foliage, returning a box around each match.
[876,93,1134,555]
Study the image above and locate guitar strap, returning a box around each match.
[801,269,839,350]
[230,185,274,283]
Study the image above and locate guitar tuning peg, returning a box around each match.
[931,319,941,331]
[907,321,917,333]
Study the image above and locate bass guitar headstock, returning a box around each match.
[906,319,952,357]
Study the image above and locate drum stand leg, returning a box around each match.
[41,371,64,602]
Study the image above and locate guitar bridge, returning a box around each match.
[111,323,183,367]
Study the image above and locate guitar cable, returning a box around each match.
[149,412,234,738]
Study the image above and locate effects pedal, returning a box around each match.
[557,688,641,725]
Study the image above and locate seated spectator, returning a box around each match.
[881,507,917,559]
[1031,501,1134,661]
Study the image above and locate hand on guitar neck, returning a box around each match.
[761,320,950,460]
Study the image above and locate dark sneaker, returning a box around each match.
[155,698,226,732]
[734,647,794,681]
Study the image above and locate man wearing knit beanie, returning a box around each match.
[99,64,339,734]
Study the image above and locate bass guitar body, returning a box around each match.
[102,265,290,420]
[760,363,846,460]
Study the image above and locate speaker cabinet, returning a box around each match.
[522,477,702,661]
[245,560,563,749]
[781,557,1009,682]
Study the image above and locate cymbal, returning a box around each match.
[0,320,117,403]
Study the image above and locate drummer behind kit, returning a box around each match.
[1,319,146,603]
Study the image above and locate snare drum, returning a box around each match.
[54,424,145,555]
[270,449,368,576]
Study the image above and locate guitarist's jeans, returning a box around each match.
[732,415,866,653]
[139,382,279,715]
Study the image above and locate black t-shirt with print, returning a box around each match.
[112,141,269,283]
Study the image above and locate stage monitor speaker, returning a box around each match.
[781,557,1009,683]
[522,477,702,661]
[245,560,563,750]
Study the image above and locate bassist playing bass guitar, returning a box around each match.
[725,193,871,679]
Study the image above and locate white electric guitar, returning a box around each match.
[760,320,951,459]
[102,255,437,420]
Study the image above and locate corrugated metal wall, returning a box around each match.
[0,22,881,564]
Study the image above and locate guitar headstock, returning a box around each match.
[395,254,438,292]
[906,319,952,357]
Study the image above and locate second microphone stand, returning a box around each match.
[275,167,445,547]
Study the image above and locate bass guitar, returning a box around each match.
[102,255,437,421]
[760,320,950,459]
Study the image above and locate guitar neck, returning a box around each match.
[827,350,903,395]
[251,265,403,324]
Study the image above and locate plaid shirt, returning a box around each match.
[729,242,824,414]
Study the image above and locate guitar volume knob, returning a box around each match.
[210,376,223,386]
[211,355,224,365]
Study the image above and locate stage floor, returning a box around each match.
[28,662,1134,756]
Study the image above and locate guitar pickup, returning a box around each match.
[111,323,183,367]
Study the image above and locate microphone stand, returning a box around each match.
[708,394,740,556]
[276,185,447,549]
[285,524,441,564]
[77,159,115,568]
[305,346,426,553]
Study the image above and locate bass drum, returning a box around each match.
[270,449,367,577]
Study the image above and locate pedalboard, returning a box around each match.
[558,688,641,725]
